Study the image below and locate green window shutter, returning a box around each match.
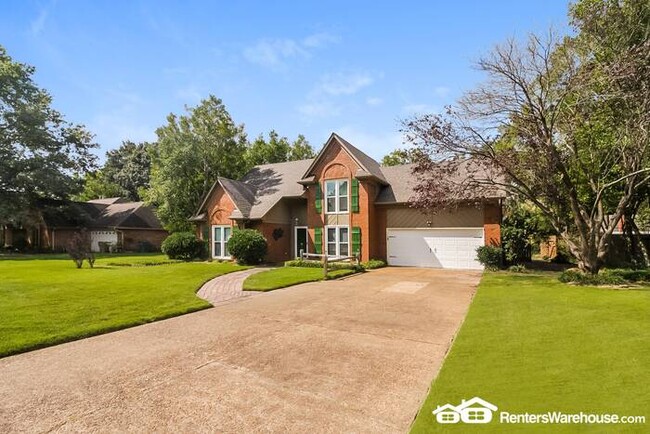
[202,224,210,241]
[315,183,322,214]
[352,226,361,256]
[351,179,360,213]
[314,227,323,254]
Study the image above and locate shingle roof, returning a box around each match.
[42,199,164,229]
[300,133,388,184]
[376,159,506,204]
[240,159,313,219]
[375,163,418,203]
[331,134,388,184]
[218,178,256,217]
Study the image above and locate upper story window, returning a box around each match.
[325,179,348,214]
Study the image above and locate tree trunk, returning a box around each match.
[566,235,602,275]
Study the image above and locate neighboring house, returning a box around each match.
[191,133,503,269]
[2,198,167,253]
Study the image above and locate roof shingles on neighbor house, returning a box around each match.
[3,197,168,253]
[192,132,504,268]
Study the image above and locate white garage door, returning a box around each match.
[387,228,484,269]
[90,231,118,252]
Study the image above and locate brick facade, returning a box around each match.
[483,201,502,246]
[196,135,503,265]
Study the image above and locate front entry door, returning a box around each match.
[295,227,308,258]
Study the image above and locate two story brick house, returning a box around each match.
[191,133,503,269]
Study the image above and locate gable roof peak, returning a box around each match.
[301,132,388,184]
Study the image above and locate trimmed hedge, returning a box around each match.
[227,229,267,265]
[361,259,386,270]
[284,258,360,271]
[476,245,503,270]
[559,268,650,286]
[161,232,207,261]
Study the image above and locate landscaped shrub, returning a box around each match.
[507,264,527,273]
[161,232,207,261]
[284,258,360,271]
[284,259,322,268]
[476,245,503,270]
[361,259,386,270]
[227,229,267,265]
[559,268,626,286]
[67,230,95,269]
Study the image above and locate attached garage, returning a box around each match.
[386,228,484,269]
[90,230,118,252]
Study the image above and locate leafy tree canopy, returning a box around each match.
[245,131,315,166]
[146,95,248,232]
[381,148,424,166]
[0,45,97,226]
[404,0,650,273]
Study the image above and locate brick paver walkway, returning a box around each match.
[197,268,268,305]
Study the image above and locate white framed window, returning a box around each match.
[325,225,349,258]
[325,179,349,214]
[212,225,232,259]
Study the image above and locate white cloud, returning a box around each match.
[297,70,380,119]
[30,4,50,36]
[243,32,339,69]
[298,101,341,119]
[319,72,374,96]
[243,39,306,69]
[366,97,383,106]
[302,32,341,48]
[175,84,204,103]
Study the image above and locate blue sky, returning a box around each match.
[1,1,570,161]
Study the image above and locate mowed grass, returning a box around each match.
[243,266,358,291]
[412,272,650,433]
[0,254,248,357]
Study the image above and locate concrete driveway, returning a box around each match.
[0,267,480,433]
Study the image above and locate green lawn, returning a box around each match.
[243,266,358,291]
[0,254,248,357]
[412,272,650,433]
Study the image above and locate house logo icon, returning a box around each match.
[432,397,498,424]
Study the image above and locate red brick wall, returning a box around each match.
[483,201,502,246]
[120,229,168,251]
[374,206,388,261]
[304,140,381,262]
[250,221,292,263]
[196,185,238,245]
[51,229,78,252]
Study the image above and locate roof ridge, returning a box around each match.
[331,132,379,168]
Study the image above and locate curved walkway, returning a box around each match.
[197,267,268,305]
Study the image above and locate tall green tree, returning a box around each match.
[77,141,154,201]
[289,134,316,160]
[405,0,650,274]
[381,148,424,166]
[245,131,315,166]
[103,140,153,201]
[74,170,123,201]
[0,45,97,226]
[146,96,248,232]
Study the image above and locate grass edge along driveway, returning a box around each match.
[410,271,650,433]
[0,255,248,358]
[243,266,358,291]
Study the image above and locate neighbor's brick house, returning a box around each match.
[191,133,503,269]
[2,198,168,253]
